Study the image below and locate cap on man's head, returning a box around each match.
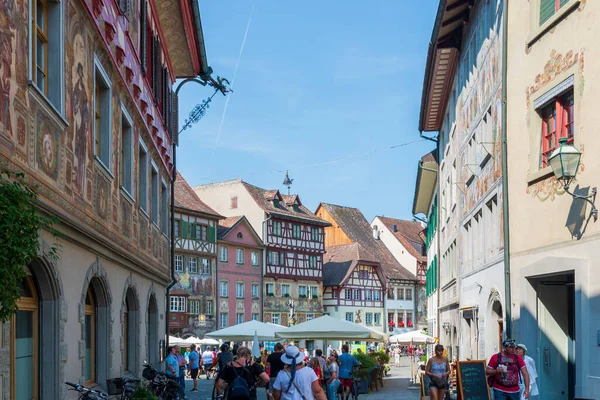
[516,344,528,352]
[502,339,516,348]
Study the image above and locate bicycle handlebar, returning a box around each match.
[64,381,107,398]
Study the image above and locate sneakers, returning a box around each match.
[191,388,198,392]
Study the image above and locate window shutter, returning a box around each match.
[181,221,189,238]
[152,37,158,100]
[140,0,147,73]
[540,0,556,25]
[209,226,216,243]
[559,0,569,6]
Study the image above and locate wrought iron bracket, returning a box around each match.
[564,184,598,221]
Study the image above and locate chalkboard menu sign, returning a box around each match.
[456,360,491,400]
[420,373,431,399]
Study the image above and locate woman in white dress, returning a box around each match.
[516,344,539,399]
[273,346,327,400]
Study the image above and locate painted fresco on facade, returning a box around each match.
[0,0,16,139]
[36,113,61,180]
[173,271,214,297]
[263,295,322,313]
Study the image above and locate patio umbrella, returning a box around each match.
[389,330,436,345]
[205,320,287,341]
[252,330,261,358]
[274,315,387,341]
[168,335,188,346]
[198,338,221,346]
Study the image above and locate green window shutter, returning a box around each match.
[181,221,189,238]
[540,0,556,25]
[209,226,216,243]
[559,0,569,6]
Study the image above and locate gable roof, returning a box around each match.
[241,182,330,226]
[319,203,416,281]
[175,173,222,218]
[217,215,264,246]
[375,217,426,262]
[323,243,386,286]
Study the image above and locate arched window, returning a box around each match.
[12,277,39,400]
[84,286,96,384]
[147,294,159,366]
[124,287,139,375]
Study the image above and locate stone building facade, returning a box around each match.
[0,0,213,397]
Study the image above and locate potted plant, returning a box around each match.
[352,353,376,393]
[299,294,307,299]
[312,294,318,299]
[283,293,290,298]
[131,385,158,399]
[407,321,413,327]
[398,321,405,328]
[267,292,274,297]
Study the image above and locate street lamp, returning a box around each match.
[548,137,597,220]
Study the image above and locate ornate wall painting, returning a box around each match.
[36,113,60,180]
[95,173,110,220]
[0,26,14,139]
[121,198,132,238]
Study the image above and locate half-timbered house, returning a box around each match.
[315,203,417,334]
[0,0,216,395]
[322,244,386,333]
[371,217,427,331]
[193,180,330,329]
[171,173,223,338]
[217,216,265,328]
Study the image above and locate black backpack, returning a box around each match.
[229,364,251,400]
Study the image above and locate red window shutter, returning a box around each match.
[555,99,564,142]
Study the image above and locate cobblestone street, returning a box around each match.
[181,357,421,400]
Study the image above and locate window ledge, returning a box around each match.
[528,0,581,48]
[94,157,115,180]
[120,187,135,204]
[139,207,149,219]
[28,83,69,127]
[526,167,554,185]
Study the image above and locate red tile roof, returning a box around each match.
[319,203,416,281]
[376,217,426,262]
[242,182,330,226]
[217,216,243,238]
[175,173,222,217]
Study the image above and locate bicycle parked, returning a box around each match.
[143,363,182,399]
[64,381,108,400]
[106,377,141,399]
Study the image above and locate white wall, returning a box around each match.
[371,217,418,276]
[327,306,385,334]
[193,180,265,240]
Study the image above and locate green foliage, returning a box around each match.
[131,384,158,400]
[420,354,427,363]
[368,351,390,365]
[353,353,377,380]
[0,170,60,321]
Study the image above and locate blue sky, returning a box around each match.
[176,1,438,222]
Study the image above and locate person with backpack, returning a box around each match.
[212,343,234,398]
[486,339,531,400]
[217,346,270,400]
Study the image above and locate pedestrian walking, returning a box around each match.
[338,344,360,400]
[217,346,270,400]
[272,345,326,400]
[516,344,538,399]
[266,343,286,395]
[175,345,188,399]
[324,352,340,400]
[203,346,216,377]
[486,339,530,400]
[424,344,450,400]
[188,344,200,392]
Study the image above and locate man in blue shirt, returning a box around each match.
[338,345,360,400]
[188,344,200,392]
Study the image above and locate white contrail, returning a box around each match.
[215,4,255,145]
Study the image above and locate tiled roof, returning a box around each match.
[376,217,426,262]
[217,216,243,239]
[421,150,438,164]
[282,194,301,206]
[323,243,383,286]
[175,173,222,217]
[320,203,416,281]
[242,182,330,226]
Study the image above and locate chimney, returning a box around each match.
[392,224,398,232]
[372,226,380,240]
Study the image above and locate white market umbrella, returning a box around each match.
[389,330,436,345]
[198,338,221,345]
[168,335,188,346]
[205,320,287,341]
[252,330,261,358]
[182,336,202,345]
[275,315,387,341]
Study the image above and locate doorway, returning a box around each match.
[535,272,575,400]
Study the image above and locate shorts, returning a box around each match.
[204,363,212,370]
[339,378,353,388]
[191,368,199,379]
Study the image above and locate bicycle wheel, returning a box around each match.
[351,382,359,400]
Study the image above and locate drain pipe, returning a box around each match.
[261,213,273,322]
[166,141,177,347]
[500,0,512,339]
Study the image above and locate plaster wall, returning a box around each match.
[326,306,385,334]
[371,218,418,276]
[193,181,266,240]
[507,2,600,396]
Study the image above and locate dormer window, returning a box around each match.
[293,204,300,212]
[273,199,280,207]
